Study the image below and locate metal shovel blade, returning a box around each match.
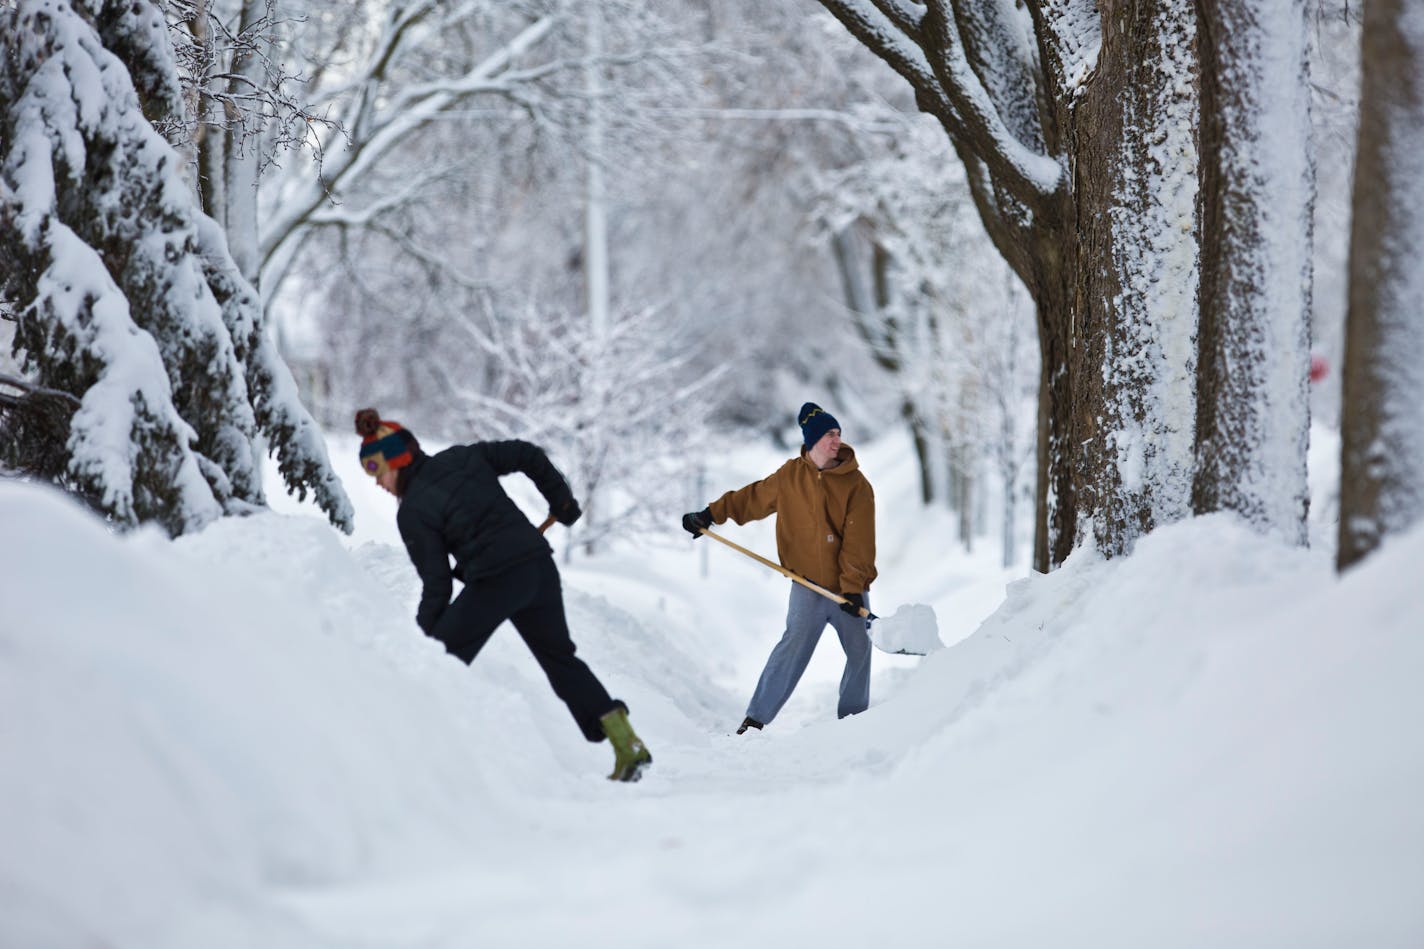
[868,603,943,656]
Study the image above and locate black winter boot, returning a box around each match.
[736,716,763,735]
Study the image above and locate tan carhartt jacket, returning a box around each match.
[708,444,876,593]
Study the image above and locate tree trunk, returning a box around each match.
[902,400,934,504]
[1059,0,1200,561]
[584,0,610,341]
[963,4,1200,572]
[1338,0,1424,569]
[1028,255,1074,571]
[1194,0,1312,542]
[190,0,225,218]
[1002,458,1018,568]
[957,452,974,553]
[223,0,267,288]
[815,0,1326,573]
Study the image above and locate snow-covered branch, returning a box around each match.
[0,373,82,408]
[870,0,927,44]
[259,12,559,293]
[818,0,1062,214]
[816,0,958,123]
[919,1,1062,198]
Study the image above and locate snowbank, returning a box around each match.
[0,484,503,945]
[2,450,1421,946]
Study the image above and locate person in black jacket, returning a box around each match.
[354,408,651,781]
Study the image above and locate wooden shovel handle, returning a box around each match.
[699,527,874,620]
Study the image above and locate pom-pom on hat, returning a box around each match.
[355,408,419,479]
[798,402,841,449]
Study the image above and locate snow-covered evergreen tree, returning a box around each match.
[0,0,352,535]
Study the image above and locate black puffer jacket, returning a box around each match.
[396,440,576,633]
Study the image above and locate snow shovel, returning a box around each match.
[696,526,943,656]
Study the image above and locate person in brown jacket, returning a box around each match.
[682,402,876,734]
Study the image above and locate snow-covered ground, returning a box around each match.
[3,428,1422,948]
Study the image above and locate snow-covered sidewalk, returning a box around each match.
[3,433,1422,948]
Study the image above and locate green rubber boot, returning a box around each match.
[600,706,652,782]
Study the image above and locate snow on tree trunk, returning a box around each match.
[183,0,268,287]
[1194,0,1313,544]
[1064,0,1200,560]
[1338,0,1424,569]
[221,0,267,287]
[0,0,352,535]
[193,2,228,222]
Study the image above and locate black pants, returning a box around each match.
[430,554,617,742]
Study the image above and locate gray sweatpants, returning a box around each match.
[745,583,872,725]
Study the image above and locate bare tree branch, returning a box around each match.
[259,12,560,294]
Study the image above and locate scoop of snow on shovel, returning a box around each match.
[869,603,943,656]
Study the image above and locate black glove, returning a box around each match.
[839,592,865,617]
[681,507,712,538]
[553,498,582,527]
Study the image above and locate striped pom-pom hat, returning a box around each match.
[354,408,419,479]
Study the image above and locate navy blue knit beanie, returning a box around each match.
[798,402,841,448]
